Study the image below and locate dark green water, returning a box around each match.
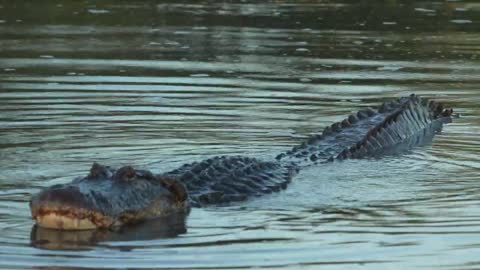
[1,1,479,269]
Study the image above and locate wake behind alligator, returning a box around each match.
[30,94,453,230]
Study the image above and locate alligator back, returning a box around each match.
[276,94,453,165]
[162,156,297,206]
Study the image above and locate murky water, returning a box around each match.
[1,1,479,269]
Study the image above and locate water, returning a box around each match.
[0,1,479,269]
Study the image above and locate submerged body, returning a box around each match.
[30,94,453,230]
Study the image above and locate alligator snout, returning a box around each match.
[30,184,114,230]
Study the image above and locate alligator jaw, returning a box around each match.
[34,212,98,230]
[29,180,115,230]
[39,214,95,230]
[31,206,114,230]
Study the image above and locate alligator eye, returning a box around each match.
[138,170,155,180]
[114,166,137,181]
[88,162,110,179]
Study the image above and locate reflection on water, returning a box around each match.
[0,0,480,269]
[30,216,187,251]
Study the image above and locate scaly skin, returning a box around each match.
[162,156,297,206]
[30,94,453,230]
[276,94,453,164]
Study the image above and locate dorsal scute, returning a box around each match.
[278,94,452,164]
[337,99,412,159]
[163,156,296,206]
[348,114,358,124]
[335,94,452,160]
[277,98,404,162]
[341,119,351,128]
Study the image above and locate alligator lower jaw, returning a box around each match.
[32,208,113,230]
[35,213,98,230]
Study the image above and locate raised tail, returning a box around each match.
[276,94,453,165]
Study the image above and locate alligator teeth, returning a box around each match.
[36,213,98,230]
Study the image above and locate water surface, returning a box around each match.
[1,1,479,269]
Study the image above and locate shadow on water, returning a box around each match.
[30,215,187,251]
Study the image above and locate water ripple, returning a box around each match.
[1,1,480,269]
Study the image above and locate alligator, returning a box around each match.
[30,94,454,230]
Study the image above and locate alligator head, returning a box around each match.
[30,163,190,230]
